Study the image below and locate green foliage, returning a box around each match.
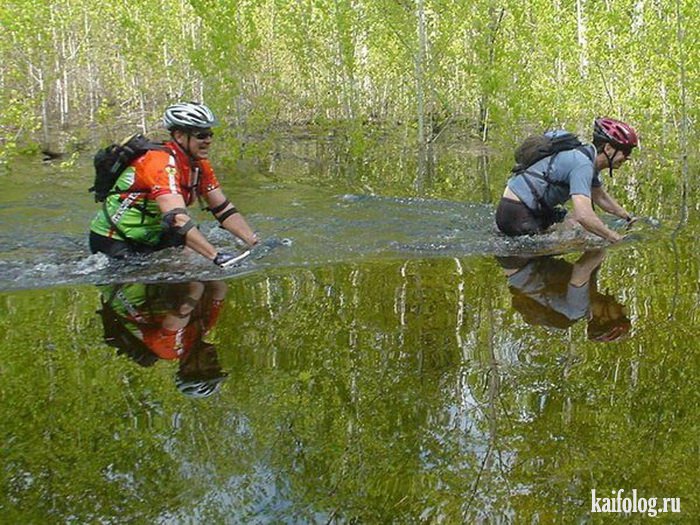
[0,0,697,160]
[2,237,698,521]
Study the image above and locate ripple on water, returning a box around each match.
[0,192,663,291]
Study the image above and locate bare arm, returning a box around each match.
[591,186,632,220]
[570,249,606,287]
[205,188,259,247]
[161,281,205,331]
[571,194,623,243]
[156,193,218,260]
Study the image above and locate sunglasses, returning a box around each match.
[617,145,634,157]
[193,130,214,140]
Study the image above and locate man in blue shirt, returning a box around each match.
[496,118,638,243]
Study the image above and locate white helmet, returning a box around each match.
[175,374,227,399]
[163,102,218,130]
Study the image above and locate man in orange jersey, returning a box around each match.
[89,102,257,268]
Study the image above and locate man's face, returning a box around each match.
[604,143,633,168]
[175,129,214,159]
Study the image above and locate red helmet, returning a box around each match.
[587,294,631,342]
[587,318,631,343]
[593,117,638,148]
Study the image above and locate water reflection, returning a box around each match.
[97,280,229,397]
[497,249,631,342]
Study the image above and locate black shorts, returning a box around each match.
[89,231,184,258]
[496,198,559,236]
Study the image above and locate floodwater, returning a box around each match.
[0,134,698,523]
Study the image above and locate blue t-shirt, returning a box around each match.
[508,262,590,321]
[508,133,601,211]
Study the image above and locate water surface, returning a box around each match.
[0,139,697,522]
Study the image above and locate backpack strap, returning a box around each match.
[102,194,153,248]
[102,143,174,199]
[518,170,553,216]
[512,154,563,216]
[101,144,177,247]
[514,144,595,215]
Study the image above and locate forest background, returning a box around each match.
[1,3,699,520]
[0,0,697,207]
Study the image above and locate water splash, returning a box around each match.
[0,193,661,291]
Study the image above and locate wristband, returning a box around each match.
[216,207,239,224]
[209,200,230,214]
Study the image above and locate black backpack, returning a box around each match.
[90,133,171,202]
[98,298,159,367]
[511,131,585,173]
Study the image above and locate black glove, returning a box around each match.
[213,250,251,268]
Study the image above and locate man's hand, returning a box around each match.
[609,231,624,243]
[213,250,251,268]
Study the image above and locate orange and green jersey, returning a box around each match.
[89,140,220,246]
[100,282,224,361]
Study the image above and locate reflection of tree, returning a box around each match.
[1,243,698,522]
[500,326,699,521]
[210,252,696,521]
[491,250,699,522]
[0,287,183,523]
[210,258,519,522]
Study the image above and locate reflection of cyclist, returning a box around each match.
[98,280,229,396]
[497,250,631,342]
